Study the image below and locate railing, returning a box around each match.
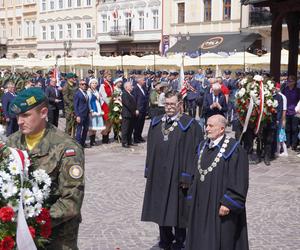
[109,25,133,39]
[249,9,272,26]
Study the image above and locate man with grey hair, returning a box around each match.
[187,114,249,250]
[1,81,18,135]
[203,82,228,123]
[132,76,148,143]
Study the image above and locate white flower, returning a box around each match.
[32,186,44,203]
[255,99,261,106]
[33,203,42,217]
[32,169,51,186]
[273,100,278,108]
[0,171,12,182]
[264,90,270,97]
[253,75,263,82]
[266,99,273,107]
[24,205,35,218]
[113,106,120,112]
[23,188,35,205]
[250,90,257,98]
[1,182,18,199]
[8,162,20,175]
[238,88,246,97]
[240,79,248,86]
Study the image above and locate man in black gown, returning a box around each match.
[141,91,203,250]
[186,114,249,250]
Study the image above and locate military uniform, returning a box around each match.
[7,87,84,250]
[6,123,84,250]
[62,75,77,137]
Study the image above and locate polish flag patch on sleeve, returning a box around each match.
[64,149,76,157]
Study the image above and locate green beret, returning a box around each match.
[66,72,77,79]
[10,87,46,115]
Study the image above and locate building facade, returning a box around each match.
[97,0,162,56]
[0,0,37,59]
[37,0,98,59]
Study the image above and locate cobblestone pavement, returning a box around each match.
[69,119,299,249]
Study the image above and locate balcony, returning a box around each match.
[108,26,133,41]
[249,9,272,27]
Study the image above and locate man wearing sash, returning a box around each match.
[6,88,84,250]
[186,115,249,250]
[141,91,203,250]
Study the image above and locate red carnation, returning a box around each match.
[40,222,52,238]
[0,207,14,222]
[0,236,15,250]
[36,208,51,224]
[29,226,36,239]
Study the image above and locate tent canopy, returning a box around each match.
[167,32,261,54]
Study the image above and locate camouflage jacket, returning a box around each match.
[62,81,77,113]
[6,123,85,228]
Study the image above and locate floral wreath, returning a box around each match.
[236,75,278,134]
[0,143,52,250]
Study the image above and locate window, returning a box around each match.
[76,23,81,38]
[32,21,35,37]
[102,15,107,33]
[42,26,46,40]
[17,22,22,38]
[59,0,63,9]
[177,3,185,24]
[1,23,5,37]
[77,0,81,7]
[67,23,72,38]
[153,9,159,29]
[86,22,91,38]
[9,23,13,38]
[204,0,212,22]
[42,0,46,11]
[0,0,4,8]
[138,11,144,30]
[25,21,30,37]
[68,0,72,7]
[50,0,55,10]
[125,12,131,35]
[86,0,91,6]
[50,25,55,39]
[58,24,63,39]
[223,0,231,20]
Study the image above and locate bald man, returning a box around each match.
[186,115,249,250]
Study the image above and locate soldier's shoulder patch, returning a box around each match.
[64,148,76,157]
[69,165,83,179]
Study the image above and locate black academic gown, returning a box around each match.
[186,136,249,250]
[141,113,203,228]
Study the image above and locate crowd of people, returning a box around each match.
[1,67,300,161]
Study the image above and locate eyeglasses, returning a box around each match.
[165,102,178,107]
[80,82,86,85]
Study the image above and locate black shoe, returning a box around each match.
[122,143,130,148]
[264,158,270,166]
[128,143,138,146]
[138,138,146,143]
[84,144,91,148]
[134,140,141,143]
[102,135,109,144]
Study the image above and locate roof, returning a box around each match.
[167,32,261,54]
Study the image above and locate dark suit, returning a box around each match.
[45,86,62,127]
[121,90,137,145]
[203,92,228,122]
[132,85,148,142]
[74,89,90,146]
[1,91,18,135]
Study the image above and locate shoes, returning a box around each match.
[264,157,270,166]
[279,152,288,157]
[83,144,91,148]
[128,143,137,146]
[134,138,146,143]
[122,144,130,148]
[139,138,146,142]
[102,135,109,144]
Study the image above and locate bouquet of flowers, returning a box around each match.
[0,88,5,125]
[0,142,52,250]
[236,75,278,134]
[109,93,122,141]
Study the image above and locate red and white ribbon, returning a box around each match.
[255,80,264,134]
[9,147,37,250]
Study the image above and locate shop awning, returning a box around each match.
[167,32,261,54]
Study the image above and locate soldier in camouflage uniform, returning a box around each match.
[62,73,77,137]
[6,87,84,250]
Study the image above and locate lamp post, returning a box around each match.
[63,39,72,73]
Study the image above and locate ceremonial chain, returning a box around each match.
[197,136,230,182]
[161,114,182,141]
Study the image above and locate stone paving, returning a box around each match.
[76,119,300,250]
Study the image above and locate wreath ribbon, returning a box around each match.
[9,147,37,250]
[255,80,264,134]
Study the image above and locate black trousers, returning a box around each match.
[134,113,146,141]
[241,128,256,154]
[121,117,134,145]
[285,115,299,148]
[159,226,186,249]
[257,126,276,160]
[48,108,59,127]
